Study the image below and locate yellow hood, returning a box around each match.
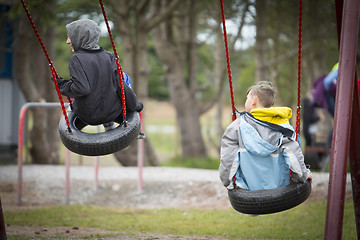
[250,107,292,125]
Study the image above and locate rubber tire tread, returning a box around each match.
[59,111,140,156]
[228,180,311,215]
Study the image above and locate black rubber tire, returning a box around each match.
[228,180,311,215]
[59,111,140,156]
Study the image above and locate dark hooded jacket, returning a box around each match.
[56,19,142,125]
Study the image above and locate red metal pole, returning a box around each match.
[325,0,360,238]
[94,126,100,192]
[0,197,7,240]
[334,0,360,235]
[17,105,28,205]
[334,0,343,45]
[65,149,71,205]
[137,112,144,191]
[17,102,69,205]
[349,75,360,238]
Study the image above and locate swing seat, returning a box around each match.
[228,179,311,215]
[59,111,140,156]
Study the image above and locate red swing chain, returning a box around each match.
[99,0,127,126]
[20,0,71,132]
[220,0,303,136]
[295,0,303,140]
[219,0,236,122]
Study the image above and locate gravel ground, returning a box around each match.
[0,165,231,209]
[0,165,354,239]
[0,165,353,208]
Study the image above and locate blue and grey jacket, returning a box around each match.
[219,112,309,190]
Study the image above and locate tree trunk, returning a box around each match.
[215,39,225,152]
[113,137,158,166]
[44,26,61,164]
[108,0,181,165]
[171,61,207,158]
[152,0,207,158]
[212,0,250,150]
[255,0,268,83]
[15,15,60,164]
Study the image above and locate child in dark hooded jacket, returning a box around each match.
[56,19,143,127]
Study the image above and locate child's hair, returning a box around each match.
[247,81,275,108]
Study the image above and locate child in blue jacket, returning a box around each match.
[219,81,312,190]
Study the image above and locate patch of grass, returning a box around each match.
[146,130,179,156]
[4,199,357,239]
[162,156,220,170]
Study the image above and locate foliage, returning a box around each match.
[9,0,57,26]
[10,0,342,162]
[4,199,357,239]
[146,128,178,160]
[234,48,256,105]
[50,0,340,107]
[147,38,169,100]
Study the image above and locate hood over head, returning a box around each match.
[66,19,101,52]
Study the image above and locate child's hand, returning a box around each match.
[307,172,312,184]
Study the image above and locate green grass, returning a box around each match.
[146,130,179,155]
[162,156,220,170]
[4,199,357,239]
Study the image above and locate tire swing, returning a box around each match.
[59,111,140,156]
[21,0,140,156]
[219,0,311,215]
[58,0,142,156]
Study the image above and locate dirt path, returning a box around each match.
[5,225,235,240]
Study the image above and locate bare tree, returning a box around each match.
[151,0,249,158]
[203,0,250,151]
[151,0,208,158]
[254,0,268,83]
[14,2,61,164]
[214,0,250,150]
[105,0,181,165]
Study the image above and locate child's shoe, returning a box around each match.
[137,130,145,139]
[103,122,115,132]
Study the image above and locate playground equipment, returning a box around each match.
[325,0,360,238]
[17,102,145,205]
[20,0,141,156]
[17,102,68,205]
[17,0,146,207]
[59,111,140,156]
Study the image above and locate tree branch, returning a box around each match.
[265,42,312,68]
[199,1,250,114]
[229,1,250,53]
[136,0,150,13]
[199,68,227,114]
[144,0,182,32]
[107,1,131,35]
